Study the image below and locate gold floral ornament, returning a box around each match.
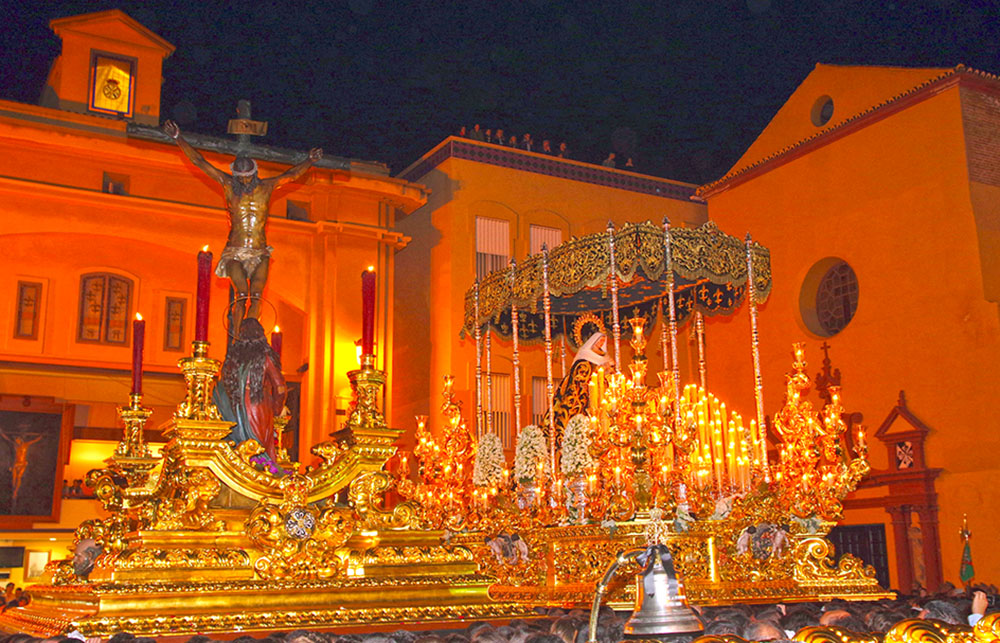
[795,626,881,643]
[793,529,879,585]
[884,618,973,643]
[348,470,420,530]
[149,466,225,531]
[774,343,869,520]
[246,474,354,580]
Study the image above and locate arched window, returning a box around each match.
[77,272,133,345]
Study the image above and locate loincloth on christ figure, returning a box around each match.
[215,245,273,279]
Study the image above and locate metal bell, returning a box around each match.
[624,547,704,636]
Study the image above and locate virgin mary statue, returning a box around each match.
[543,332,611,446]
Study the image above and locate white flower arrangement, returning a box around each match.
[514,424,547,483]
[473,432,505,487]
[560,414,595,477]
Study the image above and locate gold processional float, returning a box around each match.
[1,220,892,639]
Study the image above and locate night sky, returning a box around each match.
[2,1,999,183]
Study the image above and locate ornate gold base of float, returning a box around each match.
[3,516,889,638]
[460,519,891,612]
[0,230,895,640]
[4,574,536,637]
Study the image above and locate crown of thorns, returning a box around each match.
[230,157,258,177]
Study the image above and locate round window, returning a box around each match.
[800,258,859,337]
[811,95,835,127]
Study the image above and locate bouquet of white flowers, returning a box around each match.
[514,424,547,483]
[560,413,595,477]
[473,432,504,487]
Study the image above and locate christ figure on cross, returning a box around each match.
[163,120,322,327]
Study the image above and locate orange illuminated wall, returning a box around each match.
[0,10,427,547]
[700,64,1000,589]
[393,138,708,445]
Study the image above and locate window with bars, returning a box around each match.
[476,217,510,280]
[529,224,562,255]
[815,261,859,336]
[531,376,549,426]
[77,273,133,345]
[487,372,513,449]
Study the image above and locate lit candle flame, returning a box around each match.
[202,245,209,252]
[135,312,143,321]
[367,265,375,272]
[273,325,280,333]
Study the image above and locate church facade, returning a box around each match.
[0,9,995,594]
[702,63,1000,590]
[0,10,426,584]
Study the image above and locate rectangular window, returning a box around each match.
[14,281,42,340]
[77,273,132,345]
[163,297,187,351]
[89,52,135,117]
[102,172,130,195]
[529,224,563,255]
[287,200,311,221]
[104,277,131,344]
[476,217,510,280]
[531,376,550,426]
[488,372,512,449]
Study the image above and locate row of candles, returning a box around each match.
[126,247,381,395]
[585,360,770,498]
[680,384,767,495]
[128,246,356,397]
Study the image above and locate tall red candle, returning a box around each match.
[361,266,376,356]
[271,326,283,363]
[131,313,145,395]
[195,246,212,342]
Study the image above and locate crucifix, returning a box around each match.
[163,100,322,328]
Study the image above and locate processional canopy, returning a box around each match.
[463,220,772,345]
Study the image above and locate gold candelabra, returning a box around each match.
[175,340,222,421]
[773,343,869,520]
[404,341,868,531]
[344,353,388,432]
[115,393,153,460]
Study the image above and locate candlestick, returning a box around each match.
[271,325,283,363]
[542,245,556,477]
[196,246,212,342]
[746,233,768,482]
[474,279,483,435]
[696,312,707,389]
[361,266,376,356]
[510,259,522,437]
[131,313,145,395]
[485,328,493,434]
[663,218,682,428]
[607,221,622,373]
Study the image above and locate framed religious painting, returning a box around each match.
[23,550,50,582]
[0,396,73,527]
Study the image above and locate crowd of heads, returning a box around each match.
[458,125,624,166]
[692,584,997,643]
[0,585,997,643]
[2,583,27,613]
[456,124,636,170]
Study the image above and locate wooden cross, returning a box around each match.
[227,99,268,153]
